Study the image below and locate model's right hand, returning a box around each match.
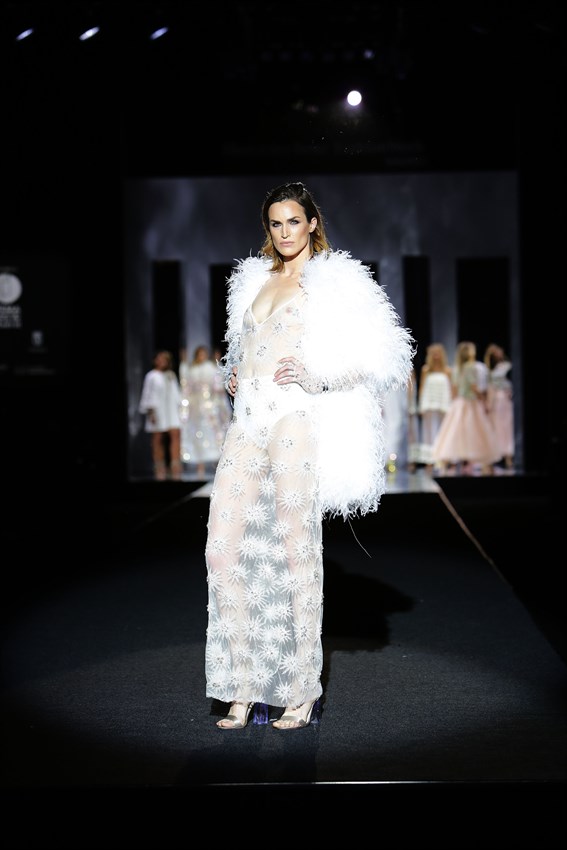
[226,366,238,397]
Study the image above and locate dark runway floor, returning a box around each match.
[1,471,565,848]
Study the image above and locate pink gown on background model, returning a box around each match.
[486,360,514,462]
[431,361,500,467]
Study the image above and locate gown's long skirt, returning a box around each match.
[431,397,501,466]
[487,388,515,460]
[205,379,324,709]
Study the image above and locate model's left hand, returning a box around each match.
[225,366,238,397]
[274,357,325,394]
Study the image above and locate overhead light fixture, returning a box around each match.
[150,26,169,41]
[347,90,362,107]
[15,27,34,42]
[79,25,100,42]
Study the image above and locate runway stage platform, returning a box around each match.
[2,471,565,848]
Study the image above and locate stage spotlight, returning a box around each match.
[347,90,362,107]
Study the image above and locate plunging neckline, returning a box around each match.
[249,288,302,326]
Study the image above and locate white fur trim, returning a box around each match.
[221,251,415,519]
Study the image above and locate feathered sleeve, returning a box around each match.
[219,255,271,383]
[301,250,415,396]
[300,251,415,520]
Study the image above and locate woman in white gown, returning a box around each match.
[204,182,414,730]
[179,345,231,477]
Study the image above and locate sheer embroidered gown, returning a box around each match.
[205,288,324,709]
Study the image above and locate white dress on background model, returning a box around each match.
[417,369,452,466]
[138,368,182,433]
[180,360,231,466]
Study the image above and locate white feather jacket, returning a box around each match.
[221,250,415,519]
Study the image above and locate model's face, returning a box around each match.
[155,352,170,370]
[268,200,316,258]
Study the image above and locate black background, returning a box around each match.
[1,2,565,489]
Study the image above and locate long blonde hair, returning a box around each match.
[455,341,476,375]
[424,342,449,371]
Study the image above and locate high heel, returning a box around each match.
[273,697,322,730]
[216,701,254,730]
